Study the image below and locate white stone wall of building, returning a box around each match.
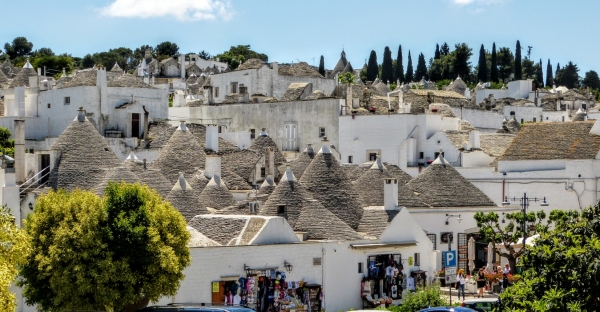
[451,107,505,130]
[37,86,100,137]
[503,106,542,123]
[0,117,49,141]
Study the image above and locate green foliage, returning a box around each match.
[33,47,54,57]
[405,51,414,82]
[0,205,30,312]
[477,44,488,82]
[546,59,554,87]
[435,79,452,90]
[490,43,498,83]
[451,43,472,81]
[381,46,394,84]
[434,43,441,60]
[429,58,443,82]
[390,82,397,91]
[415,53,428,81]
[367,50,378,82]
[386,286,447,312]
[19,183,191,312]
[198,50,212,60]
[338,72,356,84]
[156,41,179,58]
[31,54,74,78]
[4,37,33,59]
[583,70,600,90]
[514,40,522,80]
[395,45,404,84]
[474,209,548,274]
[497,47,514,82]
[318,55,325,77]
[215,45,268,70]
[499,204,600,311]
[440,42,450,56]
[560,62,580,89]
[536,59,544,88]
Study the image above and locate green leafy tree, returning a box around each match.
[338,72,356,84]
[434,43,441,60]
[514,40,522,80]
[440,42,450,56]
[477,44,488,82]
[387,285,448,312]
[33,47,54,57]
[381,46,393,84]
[536,59,544,88]
[474,209,548,274]
[32,54,75,78]
[555,63,562,84]
[583,70,600,90]
[155,41,179,58]
[546,59,554,87]
[133,45,154,65]
[82,54,95,69]
[215,45,268,70]
[405,51,414,82]
[198,50,212,60]
[452,43,472,80]
[414,52,428,81]
[500,205,600,311]
[429,58,443,82]
[318,55,325,77]
[0,205,30,312]
[560,61,580,89]
[366,50,378,82]
[4,37,34,59]
[522,58,536,80]
[19,183,191,312]
[497,47,514,82]
[490,43,498,83]
[395,45,404,83]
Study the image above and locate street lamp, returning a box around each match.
[445,214,462,225]
[501,193,549,246]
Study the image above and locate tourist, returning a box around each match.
[477,267,486,298]
[457,269,466,301]
[503,264,510,274]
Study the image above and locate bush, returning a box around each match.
[387,285,448,312]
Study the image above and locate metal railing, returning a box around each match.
[19,166,50,194]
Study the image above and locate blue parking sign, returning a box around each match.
[443,250,457,267]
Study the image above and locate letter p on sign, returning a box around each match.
[444,250,457,267]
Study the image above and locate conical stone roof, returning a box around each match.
[332,50,348,76]
[124,159,173,198]
[150,122,206,184]
[299,143,365,229]
[0,68,9,88]
[374,81,392,96]
[186,73,198,84]
[0,59,13,77]
[259,167,313,228]
[248,130,286,166]
[94,166,140,195]
[198,175,236,210]
[573,108,586,121]
[406,155,496,207]
[110,62,122,72]
[9,67,37,88]
[289,144,315,179]
[342,61,354,74]
[257,176,276,196]
[295,200,363,241]
[445,76,468,96]
[165,173,209,221]
[49,110,122,191]
[346,161,374,181]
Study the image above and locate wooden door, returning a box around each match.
[132,113,140,138]
[211,281,226,304]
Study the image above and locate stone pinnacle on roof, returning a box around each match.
[289,144,315,179]
[198,175,236,210]
[299,139,365,229]
[258,176,276,196]
[166,172,209,221]
[573,108,586,121]
[126,150,138,160]
[150,120,207,184]
[259,166,313,228]
[295,199,363,241]
[406,153,496,207]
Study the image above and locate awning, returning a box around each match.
[464,227,480,234]
[350,241,418,250]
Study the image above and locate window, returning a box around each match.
[348,156,353,164]
[313,257,322,266]
[358,262,364,274]
[230,82,238,94]
[319,127,326,138]
[419,152,424,159]
[214,87,219,97]
[64,97,70,105]
[47,103,51,108]
[521,119,524,123]
[369,153,377,161]
[510,111,515,116]
[414,253,420,266]
[582,104,587,109]
[546,117,549,120]
[277,205,286,215]
[260,167,266,177]
[218,126,223,133]
[427,234,436,250]
[250,129,256,139]
[533,117,536,122]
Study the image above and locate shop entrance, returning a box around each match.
[362,253,403,307]
[458,233,494,275]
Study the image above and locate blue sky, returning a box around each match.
[2,0,597,74]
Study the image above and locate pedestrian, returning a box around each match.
[502,273,509,293]
[457,269,466,301]
[476,267,486,298]
[503,264,510,274]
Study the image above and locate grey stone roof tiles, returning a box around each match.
[346,162,374,181]
[444,131,515,159]
[0,68,10,88]
[94,166,141,196]
[9,67,36,88]
[107,74,155,89]
[295,199,363,241]
[280,83,310,101]
[236,59,265,71]
[151,123,207,184]
[187,216,247,245]
[186,73,198,84]
[49,113,122,191]
[373,82,392,96]
[124,160,173,198]
[55,70,97,89]
[146,120,176,148]
[259,167,313,228]
[299,145,365,229]
[198,175,236,210]
[258,176,276,196]
[406,155,496,207]
[445,77,468,95]
[0,59,14,77]
[248,133,286,166]
[358,207,400,239]
[165,173,209,221]
[110,62,122,72]
[278,62,323,78]
[331,51,348,76]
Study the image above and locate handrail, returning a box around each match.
[19,167,51,194]
[19,166,50,188]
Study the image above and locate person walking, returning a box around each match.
[457,269,466,301]
[476,267,486,298]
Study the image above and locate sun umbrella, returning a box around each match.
[486,241,494,273]
[468,237,476,275]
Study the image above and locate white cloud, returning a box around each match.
[451,0,503,5]
[100,0,234,21]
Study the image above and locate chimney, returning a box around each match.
[180,54,186,80]
[384,178,399,210]
[37,67,41,76]
[204,155,222,179]
[266,147,275,178]
[2,164,20,226]
[319,136,331,154]
[260,128,268,137]
[178,120,187,131]
[469,130,480,150]
[206,124,219,152]
[77,107,86,122]
[14,119,25,184]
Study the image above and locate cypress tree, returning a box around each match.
[514,40,522,80]
[490,43,498,83]
[434,44,441,60]
[405,51,414,82]
[366,50,378,82]
[536,58,544,87]
[415,53,428,81]
[555,63,561,84]
[546,59,553,87]
[318,55,325,77]
[477,44,488,82]
[395,45,404,84]
[381,46,393,84]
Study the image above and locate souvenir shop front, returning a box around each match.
[212,266,323,312]
[359,253,428,308]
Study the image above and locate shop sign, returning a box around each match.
[212,282,219,293]
[408,257,413,266]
